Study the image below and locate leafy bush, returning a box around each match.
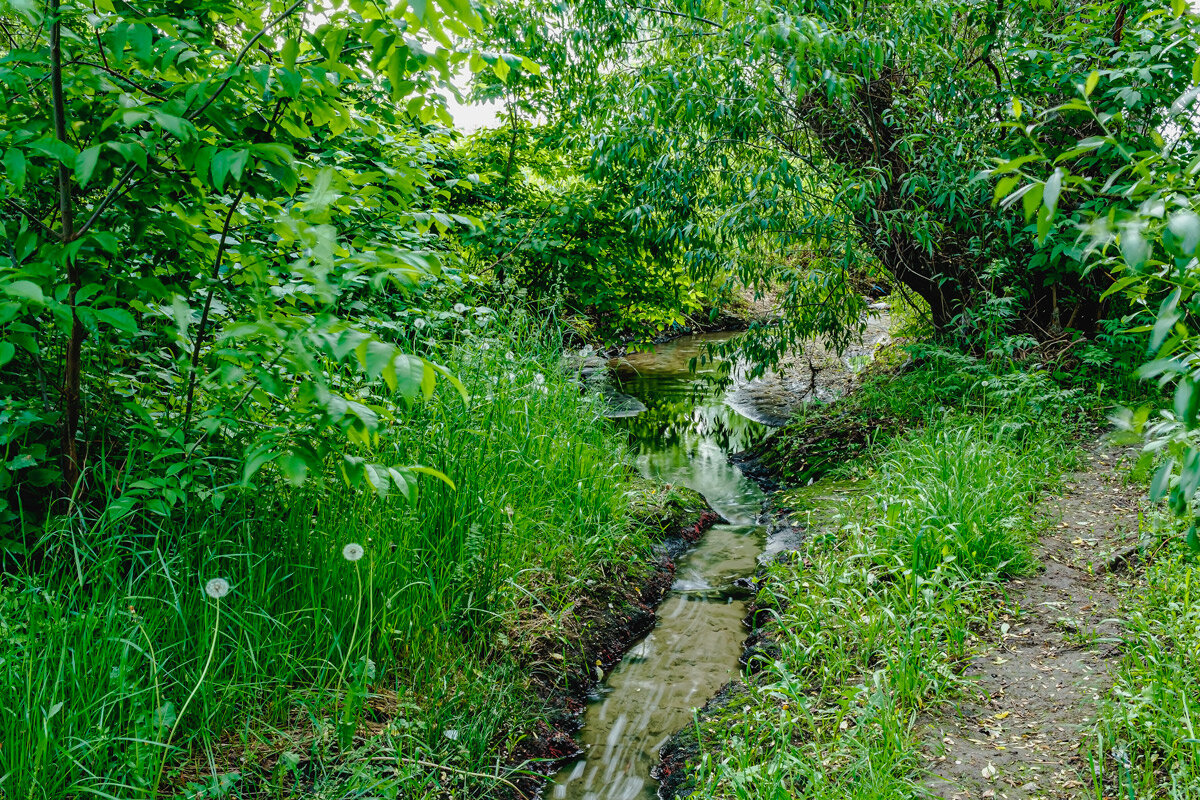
[0,320,649,797]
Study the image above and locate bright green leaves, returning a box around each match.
[0,0,487,514]
[4,281,46,306]
[492,55,511,83]
[210,149,250,191]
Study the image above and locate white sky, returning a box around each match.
[445,94,504,132]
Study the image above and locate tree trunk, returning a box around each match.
[50,0,84,495]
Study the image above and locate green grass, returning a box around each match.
[0,319,652,799]
[868,424,1072,579]
[683,399,1084,799]
[1090,525,1200,799]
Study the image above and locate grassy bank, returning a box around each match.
[0,319,658,799]
[1091,511,1200,798]
[667,358,1092,799]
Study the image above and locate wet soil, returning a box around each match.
[920,442,1146,800]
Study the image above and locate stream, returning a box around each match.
[551,333,772,800]
[553,315,892,800]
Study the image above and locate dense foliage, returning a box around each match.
[1,0,1199,795]
[473,0,1198,372]
[0,0,501,535]
[993,2,1200,542]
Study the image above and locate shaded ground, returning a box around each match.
[921,443,1146,800]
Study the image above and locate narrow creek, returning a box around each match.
[552,333,773,800]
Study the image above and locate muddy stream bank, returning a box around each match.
[549,316,890,800]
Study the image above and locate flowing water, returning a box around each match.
[551,333,773,800]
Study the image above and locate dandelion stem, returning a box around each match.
[155,598,221,795]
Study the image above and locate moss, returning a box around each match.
[626,474,712,537]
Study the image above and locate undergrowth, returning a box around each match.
[0,318,653,799]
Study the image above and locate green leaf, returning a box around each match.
[1042,168,1063,217]
[1175,377,1200,427]
[411,464,455,490]
[28,137,77,166]
[4,149,26,191]
[492,55,510,83]
[211,149,247,190]
[1168,211,1200,256]
[1187,524,1200,553]
[154,113,195,141]
[94,307,137,333]
[279,452,310,487]
[392,353,425,402]
[468,51,486,73]
[992,154,1040,175]
[105,141,148,171]
[282,37,300,70]
[0,341,14,367]
[1151,458,1176,501]
[1150,288,1181,353]
[1021,181,1043,222]
[1083,70,1099,98]
[356,339,396,379]
[5,280,45,305]
[1121,223,1150,270]
[992,175,1019,205]
[75,145,103,188]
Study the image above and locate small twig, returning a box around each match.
[73,59,167,100]
[3,199,56,238]
[369,755,530,799]
[624,2,725,29]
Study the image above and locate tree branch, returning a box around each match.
[3,199,57,238]
[187,0,308,122]
[625,3,725,30]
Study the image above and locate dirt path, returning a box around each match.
[921,443,1145,800]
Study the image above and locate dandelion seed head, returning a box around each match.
[504,351,515,362]
[342,542,365,562]
[533,373,545,385]
[453,303,467,314]
[205,577,230,599]
[414,318,427,330]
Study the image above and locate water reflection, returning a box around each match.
[552,335,772,800]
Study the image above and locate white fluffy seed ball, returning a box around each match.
[342,543,365,562]
[205,578,230,599]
